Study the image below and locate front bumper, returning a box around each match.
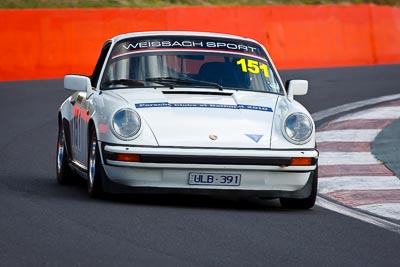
[100,143,318,198]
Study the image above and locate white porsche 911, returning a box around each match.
[57,31,318,209]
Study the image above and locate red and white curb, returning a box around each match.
[316,100,400,221]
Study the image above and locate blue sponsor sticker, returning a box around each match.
[135,102,273,112]
[245,134,264,143]
[237,104,273,112]
[135,102,170,108]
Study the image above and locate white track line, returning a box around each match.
[316,129,380,142]
[312,93,400,121]
[332,106,400,122]
[317,197,400,234]
[357,203,400,222]
[318,176,400,194]
[318,152,381,165]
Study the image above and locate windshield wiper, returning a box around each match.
[145,77,223,91]
[103,79,145,87]
[185,77,224,91]
[145,77,186,89]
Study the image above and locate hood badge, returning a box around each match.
[209,134,218,141]
[245,134,263,143]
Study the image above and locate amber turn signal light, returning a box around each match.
[116,153,141,162]
[290,157,313,166]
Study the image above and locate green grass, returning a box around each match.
[1,0,399,8]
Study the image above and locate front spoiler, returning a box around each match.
[101,167,317,199]
[98,143,318,199]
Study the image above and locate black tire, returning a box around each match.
[280,167,318,209]
[87,128,104,198]
[56,123,78,184]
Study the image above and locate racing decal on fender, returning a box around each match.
[135,102,273,112]
[245,134,264,143]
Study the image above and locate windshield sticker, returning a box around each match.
[122,41,257,53]
[113,38,265,57]
[135,102,273,112]
[236,58,269,77]
[245,134,264,143]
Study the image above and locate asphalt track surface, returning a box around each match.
[1,64,400,266]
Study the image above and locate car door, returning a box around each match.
[70,41,112,170]
[70,92,87,168]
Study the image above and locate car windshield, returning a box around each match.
[101,37,283,94]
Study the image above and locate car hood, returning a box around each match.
[112,88,279,148]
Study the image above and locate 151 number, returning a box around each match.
[236,58,269,77]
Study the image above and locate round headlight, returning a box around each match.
[283,113,313,144]
[112,109,141,140]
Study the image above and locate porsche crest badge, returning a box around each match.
[209,134,218,140]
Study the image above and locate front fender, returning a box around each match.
[89,92,159,146]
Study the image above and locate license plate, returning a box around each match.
[188,172,241,186]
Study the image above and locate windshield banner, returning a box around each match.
[113,37,265,58]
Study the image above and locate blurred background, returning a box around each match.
[1,0,399,81]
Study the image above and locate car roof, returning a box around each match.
[110,31,259,44]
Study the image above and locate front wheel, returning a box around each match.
[87,129,104,198]
[280,167,318,209]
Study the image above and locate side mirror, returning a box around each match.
[286,80,308,100]
[64,75,92,94]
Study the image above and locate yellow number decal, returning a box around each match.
[236,58,247,72]
[259,64,269,77]
[237,59,269,77]
[247,60,260,74]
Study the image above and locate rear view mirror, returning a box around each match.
[286,80,308,100]
[64,75,92,94]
